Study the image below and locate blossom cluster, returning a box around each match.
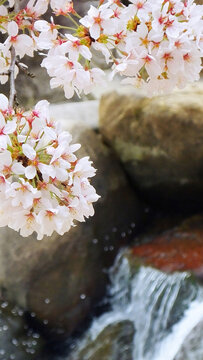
[0,0,202,97]
[0,94,99,239]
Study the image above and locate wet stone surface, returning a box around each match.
[68,320,135,360]
[130,215,203,274]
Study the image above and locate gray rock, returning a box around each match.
[0,123,143,336]
[99,83,203,209]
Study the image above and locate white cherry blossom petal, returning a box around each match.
[4,119,17,134]
[0,112,5,128]
[90,24,101,40]
[0,135,8,149]
[38,163,56,178]
[8,21,18,37]
[0,94,9,111]
[22,144,36,160]
[25,165,36,179]
[12,162,25,175]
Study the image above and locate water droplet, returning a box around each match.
[104,235,110,241]
[44,298,50,304]
[43,319,48,325]
[30,312,36,318]
[32,333,40,339]
[17,309,23,316]
[92,238,98,244]
[0,349,5,355]
[80,294,86,300]
[3,325,8,331]
[1,302,8,309]
[131,222,136,228]
[104,246,108,252]
[26,348,35,354]
[10,354,15,360]
[112,227,117,233]
[121,232,126,238]
[109,246,114,251]
[27,341,33,348]
[12,339,19,346]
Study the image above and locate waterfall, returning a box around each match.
[66,253,203,360]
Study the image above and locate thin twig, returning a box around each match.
[16,60,35,78]
[8,1,20,108]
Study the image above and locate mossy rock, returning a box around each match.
[69,320,135,360]
[99,84,203,211]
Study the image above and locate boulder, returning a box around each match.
[0,123,143,336]
[69,320,135,360]
[99,83,203,210]
[130,214,203,274]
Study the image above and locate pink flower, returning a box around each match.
[80,4,114,40]
[26,0,49,16]
[64,34,92,61]
[0,97,16,149]
[7,21,35,58]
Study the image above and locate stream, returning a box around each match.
[64,252,203,360]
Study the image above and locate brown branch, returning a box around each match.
[8,46,16,107]
[8,1,20,108]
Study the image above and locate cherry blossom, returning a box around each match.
[34,20,58,50]
[63,34,92,62]
[79,4,114,40]
[0,0,202,97]
[50,0,75,15]
[25,0,49,16]
[0,96,100,239]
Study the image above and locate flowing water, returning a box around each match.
[65,252,203,360]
